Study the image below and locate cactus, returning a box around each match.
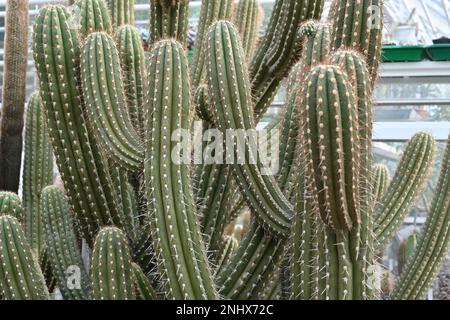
[144,39,217,300]
[0,191,23,222]
[149,0,189,46]
[91,227,135,300]
[215,236,238,276]
[392,135,450,299]
[0,215,49,300]
[107,0,135,29]
[76,0,112,38]
[115,25,147,135]
[0,0,29,192]
[41,186,91,300]
[373,164,391,205]
[22,92,54,256]
[190,0,233,88]
[132,262,158,300]
[232,0,261,59]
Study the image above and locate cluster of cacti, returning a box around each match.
[0,0,450,301]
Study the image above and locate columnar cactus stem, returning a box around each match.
[144,40,217,300]
[0,0,29,192]
[33,5,125,244]
[329,0,383,87]
[76,0,112,39]
[132,262,158,300]
[206,21,292,237]
[392,135,450,300]
[0,215,49,300]
[81,32,144,172]
[115,25,147,136]
[91,227,135,300]
[22,92,54,257]
[232,0,261,59]
[374,132,435,250]
[41,186,91,300]
[190,0,233,88]
[215,236,238,276]
[107,0,135,29]
[0,191,23,222]
[149,0,189,46]
[250,0,324,120]
[372,163,390,206]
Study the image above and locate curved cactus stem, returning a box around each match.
[107,0,135,29]
[392,135,450,300]
[372,163,390,206]
[190,0,233,88]
[206,21,292,237]
[144,40,217,300]
[132,223,157,277]
[149,0,189,46]
[132,262,158,300]
[76,0,112,39]
[250,0,324,120]
[91,227,135,300]
[0,191,23,222]
[81,32,144,172]
[39,249,57,294]
[114,25,147,136]
[0,215,49,300]
[374,132,436,251]
[22,92,54,257]
[214,236,239,276]
[232,0,262,60]
[33,5,126,244]
[41,186,91,300]
[329,0,383,88]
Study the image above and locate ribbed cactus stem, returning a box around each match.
[215,236,238,276]
[22,92,54,256]
[144,40,217,300]
[0,215,49,300]
[0,0,29,192]
[374,132,435,251]
[76,0,112,39]
[41,186,91,300]
[206,20,292,237]
[107,0,135,29]
[132,262,158,300]
[33,5,125,244]
[91,227,135,300]
[115,25,147,136]
[190,0,233,88]
[373,163,390,206]
[0,191,23,222]
[392,135,450,300]
[232,0,261,59]
[250,0,325,120]
[149,0,189,46]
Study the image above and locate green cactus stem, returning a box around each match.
[374,132,435,251]
[329,0,383,87]
[0,215,49,300]
[0,191,23,222]
[144,39,217,300]
[392,135,450,300]
[81,32,144,172]
[250,0,324,120]
[76,0,112,39]
[149,0,189,46]
[22,92,54,257]
[115,25,147,136]
[373,163,390,206]
[41,186,91,300]
[233,0,261,59]
[132,262,158,300]
[206,20,292,237]
[91,227,135,300]
[107,0,135,29]
[0,0,29,192]
[33,5,125,244]
[215,236,238,276]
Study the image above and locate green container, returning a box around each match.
[381,45,426,62]
[426,44,450,61]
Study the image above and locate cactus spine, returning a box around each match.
[41,186,91,300]
[149,0,189,46]
[22,92,54,256]
[91,227,135,300]
[0,0,29,192]
[0,215,49,300]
